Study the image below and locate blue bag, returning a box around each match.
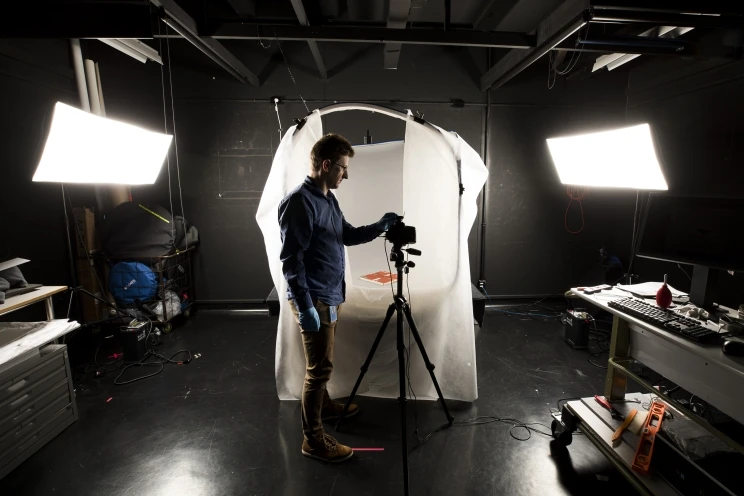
[109,262,158,305]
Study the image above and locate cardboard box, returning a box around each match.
[72,207,97,256]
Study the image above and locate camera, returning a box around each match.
[385,218,416,246]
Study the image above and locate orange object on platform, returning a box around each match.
[632,401,666,475]
[360,271,397,285]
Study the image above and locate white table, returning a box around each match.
[0,286,68,320]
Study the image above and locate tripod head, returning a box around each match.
[389,245,421,268]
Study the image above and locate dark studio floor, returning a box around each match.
[0,307,642,496]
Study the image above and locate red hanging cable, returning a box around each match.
[565,186,588,234]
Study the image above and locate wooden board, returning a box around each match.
[0,286,67,316]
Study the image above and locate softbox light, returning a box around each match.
[546,123,668,190]
[33,102,172,185]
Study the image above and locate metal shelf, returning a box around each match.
[609,356,744,455]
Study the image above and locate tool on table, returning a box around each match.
[578,284,612,294]
[632,401,666,475]
[627,410,647,436]
[612,409,638,445]
[594,395,622,420]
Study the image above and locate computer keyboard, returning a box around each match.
[608,297,721,344]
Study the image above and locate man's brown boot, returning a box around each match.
[321,399,359,422]
[301,433,353,463]
[320,400,359,422]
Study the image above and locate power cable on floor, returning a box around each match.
[113,317,192,385]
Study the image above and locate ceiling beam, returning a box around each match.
[384,0,412,69]
[150,0,259,86]
[226,0,256,17]
[289,0,327,79]
[473,0,522,31]
[480,0,592,91]
[205,24,535,48]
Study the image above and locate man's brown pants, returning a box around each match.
[290,299,342,441]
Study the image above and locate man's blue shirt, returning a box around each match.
[279,177,380,311]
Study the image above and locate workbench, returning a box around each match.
[551,288,744,495]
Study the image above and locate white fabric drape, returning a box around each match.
[256,106,488,401]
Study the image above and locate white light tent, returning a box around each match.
[256,103,488,402]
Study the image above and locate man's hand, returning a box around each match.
[299,306,321,332]
[376,212,399,232]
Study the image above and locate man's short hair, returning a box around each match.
[311,133,355,171]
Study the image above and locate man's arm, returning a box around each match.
[342,216,381,246]
[279,194,314,311]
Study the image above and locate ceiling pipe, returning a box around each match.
[483,10,592,90]
[161,16,252,84]
[590,10,738,29]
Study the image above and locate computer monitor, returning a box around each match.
[636,195,744,309]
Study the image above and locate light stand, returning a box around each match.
[335,241,454,496]
[68,285,134,321]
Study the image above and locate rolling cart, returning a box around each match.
[105,246,196,333]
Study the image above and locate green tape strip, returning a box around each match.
[139,204,170,224]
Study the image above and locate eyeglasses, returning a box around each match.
[333,162,349,172]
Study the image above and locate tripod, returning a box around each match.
[336,242,454,496]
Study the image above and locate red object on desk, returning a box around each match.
[656,274,673,309]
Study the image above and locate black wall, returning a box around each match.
[0,40,77,321]
[114,39,489,303]
[483,63,632,297]
[2,38,743,310]
[626,58,744,307]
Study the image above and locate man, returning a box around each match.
[279,133,398,463]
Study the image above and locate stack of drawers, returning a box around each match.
[0,344,78,479]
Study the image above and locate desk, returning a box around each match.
[0,286,67,320]
[575,290,744,426]
[551,289,744,495]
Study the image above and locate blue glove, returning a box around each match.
[298,306,320,332]
[376,212,399,232]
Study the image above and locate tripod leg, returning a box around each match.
[397,301,410,496]
[403,305,455,425]
[335,302,396,431]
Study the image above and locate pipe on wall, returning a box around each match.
[94,62,106,116]
[83,58,108,213]
[478,49,491,289]
[69,39,90,112]
[83,58,130,211]
[83,59,102,115]
[94,61,130,208]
